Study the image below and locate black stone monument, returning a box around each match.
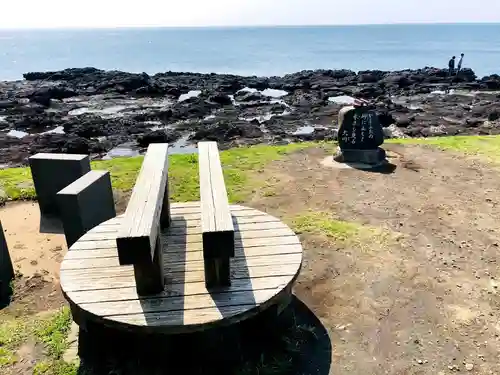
[335,105,387,165]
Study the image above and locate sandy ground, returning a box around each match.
[0,202,66,280]
[2,143,500,374]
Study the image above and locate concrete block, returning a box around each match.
[29,153,91,217]
[0,220,14,298]
[57,170,116,248]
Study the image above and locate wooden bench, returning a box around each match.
[60,203,303,334]
[198,142,235,288]
[59,141,303,334]
[116,143,170,295]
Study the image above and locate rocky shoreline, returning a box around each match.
[1,67,500,167]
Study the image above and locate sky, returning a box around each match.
[2,0,500,29]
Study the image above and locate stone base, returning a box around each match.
[0,220,14,298]
[57,170,116,248]
[334,147,386,165]
[29,153,91,217]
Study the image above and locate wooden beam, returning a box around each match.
[198,142,234,287]
[115,143,170,295]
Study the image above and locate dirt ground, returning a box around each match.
[0,202,67,316]
[250,144,500,374]
[2,143,500,374]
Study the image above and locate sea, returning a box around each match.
[1,23,500,81]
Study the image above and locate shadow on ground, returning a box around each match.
[75,297,332,375]
[346,161,397,174]
[39,214,64,235]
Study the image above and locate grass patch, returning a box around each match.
[2,135,500,204]
[291,211,394,249]
[0,166,35,204]
[33,360,78,375]
[33,308,72,359]
[0,142,316,204]
[0,347,17,367]
[95,142,317,203]
[0,314,31,364]
[389,135,500,163]
[0,308,76,373]
[292,211,366,242]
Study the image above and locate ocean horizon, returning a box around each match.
[1,23,500,81]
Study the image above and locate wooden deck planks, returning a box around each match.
[60,203,303,333]
[66,275,295,304]
[107,304,263,329]
[83,220,285,240]
[63,243,303,266]
[61,253,302,273]
[78,288,279,317]
[61,259,301,284]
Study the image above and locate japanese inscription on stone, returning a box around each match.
[338,107,383,150]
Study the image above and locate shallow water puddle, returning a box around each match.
[6,129,29,138]
[41,126,65,135]
[328,95,356,105]
[68,105,129,116]
[293,125,315,135]
[169,134,198,154]
[102,146,141,160]
[238,87,288,98]
[178,90,202,102]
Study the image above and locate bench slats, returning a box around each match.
[116,143,170,295]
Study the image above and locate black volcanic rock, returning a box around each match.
[0,65,499,167]
[137,129,182,147]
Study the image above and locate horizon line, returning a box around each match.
[1,21,499,31]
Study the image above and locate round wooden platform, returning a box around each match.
[60,202,303,334]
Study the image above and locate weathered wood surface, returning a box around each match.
[116,143,170,265]
[115,143,170,295]
[198,141,234,287]
[198,141,234,257]
[60,203,303,334]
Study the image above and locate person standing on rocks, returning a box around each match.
[448,56,456,76]
[457,53,465,74]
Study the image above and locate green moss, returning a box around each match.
[34,308,72,359]
[0,167,35,204]
[0,347,17,367]
[291,211,397,251]
[0,308,74,371]
[0,314,29,368]
[291,211,365,242]
[33,360,78,375]
[0,315,31,349]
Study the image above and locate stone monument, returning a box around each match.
[335,99,387,166]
